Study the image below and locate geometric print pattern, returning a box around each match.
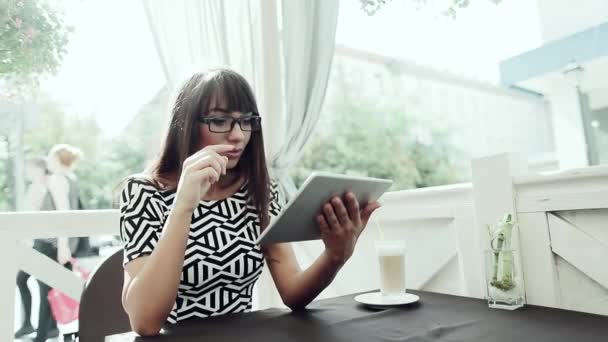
[119,177,282,324]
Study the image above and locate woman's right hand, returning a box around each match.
[173,144,233,213]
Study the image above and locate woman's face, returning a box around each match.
[197,100,252,170]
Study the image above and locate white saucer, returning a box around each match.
[354,291,420,309]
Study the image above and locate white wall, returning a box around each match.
[545,84,589,169]
[414,79,555,168]
[535,0,608,42]
[517,1,608,169]
[589,86,608,111]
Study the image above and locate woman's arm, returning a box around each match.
[265,193,380,310]
[121,145,231,336]
[122,206,193,336]
[264,243,343,310]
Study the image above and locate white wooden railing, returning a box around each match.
[514,164,608,315]
[271,154,608,314]
[2,154,608,341]
[0,210,118,341]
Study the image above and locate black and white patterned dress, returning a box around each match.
[119,177,282,324]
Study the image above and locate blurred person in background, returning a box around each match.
[14,157,61,340]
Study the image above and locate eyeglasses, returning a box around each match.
[198,113,262,133]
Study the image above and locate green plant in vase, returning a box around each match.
[487,213,515,291]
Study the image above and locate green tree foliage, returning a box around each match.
[0,0,72,209]
[0,0,71,92]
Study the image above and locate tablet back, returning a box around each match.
[257,172,393,245]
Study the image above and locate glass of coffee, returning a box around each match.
[375,240,406,298]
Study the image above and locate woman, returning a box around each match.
[14,147,80,342]
[120,69,380,336]
[40,144,82,342]
[46,144,83,266]
[15,157,61,340]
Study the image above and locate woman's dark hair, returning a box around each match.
[146,69,271,228]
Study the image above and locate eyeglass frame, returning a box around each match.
[197,112,262,133]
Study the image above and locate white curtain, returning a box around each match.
[268,0,343,306]
[142,0,263,91]
[270,0,340,201]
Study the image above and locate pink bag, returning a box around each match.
[48,259,90,324]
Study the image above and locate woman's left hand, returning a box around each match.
[316,192,381,266]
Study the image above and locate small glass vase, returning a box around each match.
[484,249,525,310]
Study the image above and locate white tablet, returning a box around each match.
[257,172,393,245]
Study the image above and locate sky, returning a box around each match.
[335,0,542,81]
[40,0,542,137]
[40,0,165,136]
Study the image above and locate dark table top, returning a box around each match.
[106,290,608,342]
